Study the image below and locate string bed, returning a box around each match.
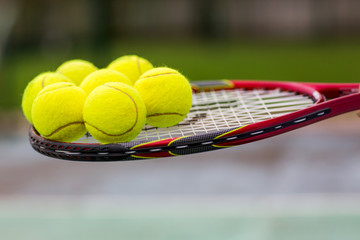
[80,88,315,143]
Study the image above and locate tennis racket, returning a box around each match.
[29,80,360,161]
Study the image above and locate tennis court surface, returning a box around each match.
[1,112,360,240]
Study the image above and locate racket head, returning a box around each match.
[29,80,359,161]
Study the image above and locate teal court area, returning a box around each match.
[1,113,360,240]
[1,195,360,240]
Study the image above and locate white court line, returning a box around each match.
[1,194,360,219]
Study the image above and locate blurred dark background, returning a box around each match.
[1,0,360,112]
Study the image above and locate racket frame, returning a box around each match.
[29,80,360,161]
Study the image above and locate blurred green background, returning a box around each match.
[1,0,360,240]
[3,41,360,110]
[1,0,360,111]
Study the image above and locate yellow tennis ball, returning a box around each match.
[21,72,72,124]
[56,59,98,85]
[32,82,87,142]
[83,82,146,143]
[80,69,132,95]
[135,67,193,128]
[107,55,153,84]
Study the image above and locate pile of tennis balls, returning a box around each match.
[22,55,193,144]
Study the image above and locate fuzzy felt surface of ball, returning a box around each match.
[22,72,72,124]
[107,55,153,84]
[56,59,98,86]
[32,82,87,142]
[80,69,132,95]
[135,67,192,128]
[83,82,146,143]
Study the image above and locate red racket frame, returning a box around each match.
[29,80,360,161]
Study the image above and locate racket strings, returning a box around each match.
[134,88,314,141]
[81,88,315,143]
